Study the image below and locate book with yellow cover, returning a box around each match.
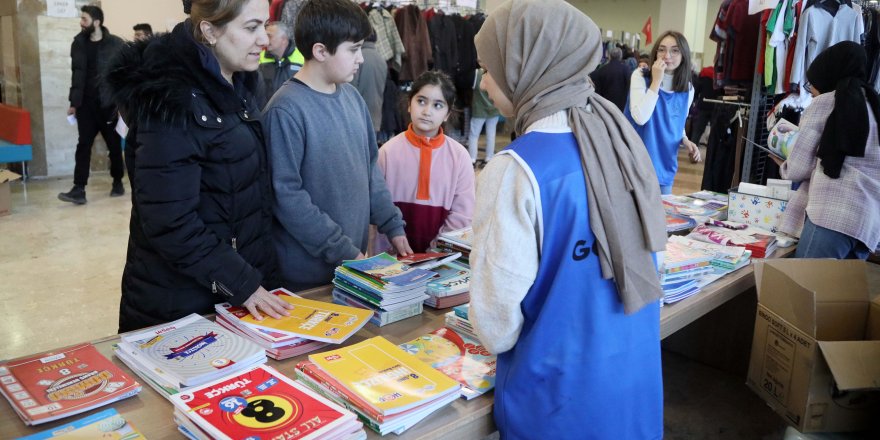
[233,289,373,344]
[308,336,460,415]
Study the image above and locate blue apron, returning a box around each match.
[625,80,689,187]
[493,131,663,440]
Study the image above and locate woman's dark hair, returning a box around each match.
[189,0,248,43]
[645,30,692,93]
[295,0,372,60]
[409,70,456,110]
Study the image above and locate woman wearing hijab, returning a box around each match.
[468,1,667,438]
[777,41,880,259]
[104,0,292,332]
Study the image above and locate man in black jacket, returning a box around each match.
[257,21,302,108]
[59,5,125,205]
[589,46,631,112]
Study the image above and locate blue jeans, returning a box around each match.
[795,216,870,259]
[659,185,673,195]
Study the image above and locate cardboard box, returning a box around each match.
[0,169,21,217]
[728,187,788,233]
[747,260,880,433]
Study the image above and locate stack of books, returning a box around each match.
[294,336,461,435]
[423,261,471,309]
[687,224,777,258]
[659,240,716,303]
[436,227,473,264]
[444,305,479,342]
[215,288,371,360]
[665,212,697,233]
[0,344,141,425]
[171,364,364,440]
[400,327,496,400]
[662,194,727,220]
[114,314,266,399]
[17,408,145,439]
[668,235,751,272]
[332,253,434,326]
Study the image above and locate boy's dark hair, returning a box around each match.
[133,23,153,35]
[409,70,456,110]
[295,0,372,61]
[638,53,650,63]
[81,5,104,25]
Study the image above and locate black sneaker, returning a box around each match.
[58,186,87,205]
[110,180,125,197]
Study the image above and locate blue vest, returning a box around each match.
[625,80,689,186]
[494,131,663,440]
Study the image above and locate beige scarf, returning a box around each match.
[475,0,667,313]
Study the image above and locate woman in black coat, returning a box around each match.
[104,0,291,332]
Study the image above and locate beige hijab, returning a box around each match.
[475,0,667,313]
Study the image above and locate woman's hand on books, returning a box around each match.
[243,286,293,321]
[390,235,414,257]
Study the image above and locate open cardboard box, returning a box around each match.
[0,169,21,217]
[746,259,880,433]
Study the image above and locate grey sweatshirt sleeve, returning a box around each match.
[264,105,362,263]
[469,154,539,355]
[365,109,406,238]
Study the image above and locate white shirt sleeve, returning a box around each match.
[628,68,658,126]
[469,154,539,355]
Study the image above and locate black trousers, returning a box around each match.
[74,100,124,187]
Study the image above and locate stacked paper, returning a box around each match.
[215,288,371,360]
[294,337,460,435]
[114,314,265,399]
[171,364,364,440]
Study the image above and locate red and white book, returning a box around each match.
[0,343,141,425]
[170,364,363,440]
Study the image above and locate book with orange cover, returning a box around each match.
[0,344,141,425]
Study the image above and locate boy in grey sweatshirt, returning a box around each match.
[263,0,412,290]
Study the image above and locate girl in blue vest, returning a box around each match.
[470,1,668,438]
[625,30,702,195]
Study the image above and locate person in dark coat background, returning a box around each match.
[589,46,631,111]
[257,20,303,108]
[59,5,125,205]
[104,0,290,332]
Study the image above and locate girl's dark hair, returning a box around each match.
[409,70,456,109]
[645,30,692,93]
[189,0,248,43]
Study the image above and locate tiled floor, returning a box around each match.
[1,142,877,439]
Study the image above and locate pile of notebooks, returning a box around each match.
[332,253,434,326]
[436,228,473,264]
[662,194,728,221]
[114,314,266,399]
[215,288,371,360]
[17,408,145,439]
[688,224,778,258]
[294,336,461,435]
[171,364,365,440]
[659,240,715,303]
[444,305,480,342]
[400,326,496,400]
[0,343,141,425]
[423,260,471,309]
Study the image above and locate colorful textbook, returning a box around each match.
[0,343,141,426]
[400,327,496,400]
[308,336,460,416]
[217,288,372,344]
[170,364,363,440]
[16,407,144,439]
[114,314,265,395]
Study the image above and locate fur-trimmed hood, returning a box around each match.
[103,20,260,128]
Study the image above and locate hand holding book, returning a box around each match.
[242,286,293,321]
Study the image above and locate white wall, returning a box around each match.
[102,0,186,41]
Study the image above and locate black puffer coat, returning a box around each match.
[104,21,277,332]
